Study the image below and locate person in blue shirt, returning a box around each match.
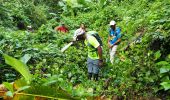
[108,20,121,64]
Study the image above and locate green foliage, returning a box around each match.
[0,0,170,99]
[156,58,170,91]
[0,0,55,28]
[3,54,32,83]
[2,54,91,99]
[3,82,14,93]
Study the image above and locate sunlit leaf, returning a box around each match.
[160,65,170,73]
[154,51,161,60]
[3,82,14,93]
[16,86,30,93]
[3,54,31,83]
[160,82,170,91]
[156,61,169,66]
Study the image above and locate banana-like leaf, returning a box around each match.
[16,86,30,93]
[3,82,14,97]
[160,82,170,91]
[2,82,14,93]
[14,78,28,90]
[3,54,31,83]
[24,85,79,100]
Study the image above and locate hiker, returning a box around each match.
[55,23,69,33]
[74,30,103,81]
[108,20,121,64]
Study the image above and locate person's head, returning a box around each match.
[75,28,86,41]
[61,23,65,27]
[109,20,116,29]
[76,34,86,41]
[80,24,85,30]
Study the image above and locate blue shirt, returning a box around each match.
[109,27,121,45]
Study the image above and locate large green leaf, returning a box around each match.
[3,54,31,83]
[156,61,169,66]
[160,82,170,91]
[16,86,30,93]
[3,82,14,93]
[160,66,170,74]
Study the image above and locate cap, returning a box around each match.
[109,20,116,25]
[73,28,85,41]
[75,28,85,36]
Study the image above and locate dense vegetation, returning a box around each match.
[0,0,170,99]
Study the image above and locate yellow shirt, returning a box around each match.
[85,35,100,60]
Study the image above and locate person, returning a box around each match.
[74,29,103,81]
[55,23,69,33]
[108,20,121,64]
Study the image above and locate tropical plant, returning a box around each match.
[156,55,170,91]
[1,0,170,99]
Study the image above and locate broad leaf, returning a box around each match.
[3,82,14,93]
[16,86,30,93]
[3,54,31,83]
[160,82,170,91]
[14,78,28,90]
[160,68,169,74]
[160,66,170,74]
[154,51,161,60]
[156,61,169,66]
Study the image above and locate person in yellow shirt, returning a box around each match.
[75,29,103,81]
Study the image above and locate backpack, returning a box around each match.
[87,31,103,49]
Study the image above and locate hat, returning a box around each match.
[27,25,32,29]
[109,20,116,25]
[73,28,85,41]
[75,28,85,36]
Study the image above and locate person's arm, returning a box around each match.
[97,46,102,60]
[97,46,103,66]
[113,38,121,45]
[110,38,121,48]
